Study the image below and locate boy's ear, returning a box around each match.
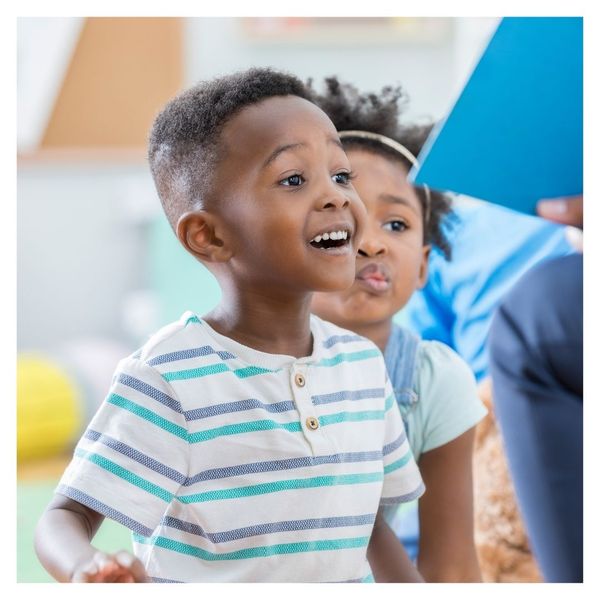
[416,245,431,289]
[176,210,233,263]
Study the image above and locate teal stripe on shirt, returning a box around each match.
[319,410,385,427]
[105,395,384,445]
[185,315,201,326]
[108,393,299,444]
[178,471,383,504]
[188,419,302,443]
[189,408,385,444]
[384,394,395,411]
[162,363,275,382]
[383,449,413,474]
[316,349,380,367]
[163,363,230,381]
[74,448,173,502]
[107,394,188,440]
[132,532,369,561]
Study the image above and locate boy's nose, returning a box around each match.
[318,186,350,211]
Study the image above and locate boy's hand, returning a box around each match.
[71,550,149,583]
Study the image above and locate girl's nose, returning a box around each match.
[358,233,387,257]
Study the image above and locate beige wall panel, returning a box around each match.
[42,17,183,148]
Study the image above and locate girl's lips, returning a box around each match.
[356,262,391,293]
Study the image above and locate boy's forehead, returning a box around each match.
[220,95,338,153]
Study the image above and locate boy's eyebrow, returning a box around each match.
[262,143,306,169]
[262,137,344,169]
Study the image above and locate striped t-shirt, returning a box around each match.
[57,312,424,583]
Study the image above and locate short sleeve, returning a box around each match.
[56,355,189,537]
[416,341,487,454]
[380,373,425,506]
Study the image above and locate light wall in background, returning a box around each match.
[17,163,153,351]
[185,17,497,123]
[17,18,84,153]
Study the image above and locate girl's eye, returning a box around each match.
[280,174,305,187]
[332,171,354,185]
[383,220,408,233]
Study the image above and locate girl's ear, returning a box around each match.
[416,245,431,289]
[176,210,233,263]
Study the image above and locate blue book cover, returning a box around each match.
[410,17,583,215]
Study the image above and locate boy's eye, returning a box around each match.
[280,174,305,187]
[332,171,354,185]
[383,220,408,233]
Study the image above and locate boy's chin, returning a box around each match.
[314,274,355,293]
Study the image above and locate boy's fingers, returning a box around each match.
[114,550,134,568]
[71,551,147,583]
[536,195,583,227]
[115,550,149,582]
[71,568,93,583]
[94,552,120,574]
[91,551,123,582]
[71,558,100,582]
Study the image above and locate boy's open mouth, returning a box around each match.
[309,228,351,250]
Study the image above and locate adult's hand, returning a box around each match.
[536,195,583,228]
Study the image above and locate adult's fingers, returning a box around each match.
[565,226,583,252]
[536,195,583,227]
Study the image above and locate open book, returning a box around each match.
[410,17,583,215]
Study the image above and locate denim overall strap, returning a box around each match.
[383,324,421,433]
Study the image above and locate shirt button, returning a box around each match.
[306,416,319,430]
[294,373,306,387]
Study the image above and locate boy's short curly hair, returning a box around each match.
[308,76,454,259]
[148,67,312,229]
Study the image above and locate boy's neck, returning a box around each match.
[204,287,314,358]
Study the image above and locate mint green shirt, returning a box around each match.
[407,340,487,462]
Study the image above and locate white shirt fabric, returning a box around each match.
[57,312,424,583]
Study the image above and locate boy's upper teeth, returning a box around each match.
[311,230,348,243]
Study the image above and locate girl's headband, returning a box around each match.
[338,130,431,226]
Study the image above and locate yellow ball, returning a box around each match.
[17,354,83,462]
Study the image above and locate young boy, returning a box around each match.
[34,68,424,583]
[310,77,486,581]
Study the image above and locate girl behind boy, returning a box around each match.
[310,78,487,582]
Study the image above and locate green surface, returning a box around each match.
[17,479,133,583]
